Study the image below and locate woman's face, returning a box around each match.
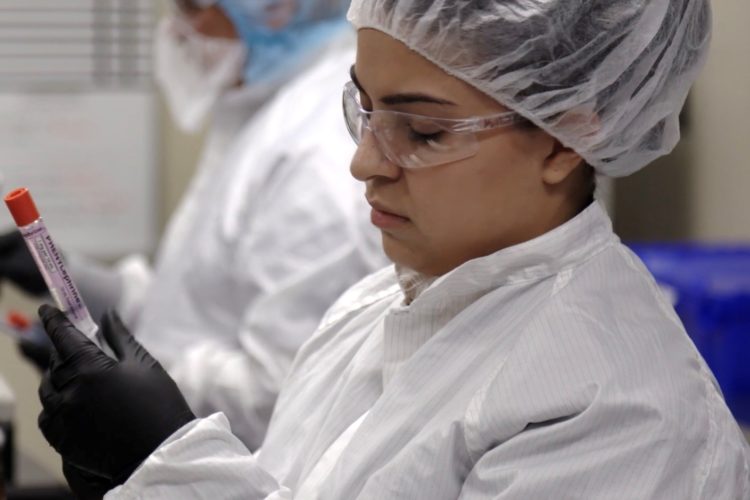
[351,29,585,276]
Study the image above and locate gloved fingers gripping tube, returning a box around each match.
[4,188,111,355]
[35,304,196,487]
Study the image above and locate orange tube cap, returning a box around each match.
[7,310,31,330]
[5,188,40,227]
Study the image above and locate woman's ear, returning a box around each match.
[541,140,585,186]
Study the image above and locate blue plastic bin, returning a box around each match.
[628,243,750,424]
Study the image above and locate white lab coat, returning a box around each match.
[66,65,276,327]
[107,202,750,499]
[134,32,385,450]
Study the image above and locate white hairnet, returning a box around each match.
[348,0,712,177]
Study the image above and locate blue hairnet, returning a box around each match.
[216,0,351,84]
[348,0,712,176]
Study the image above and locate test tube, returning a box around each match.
[3,187,103,347]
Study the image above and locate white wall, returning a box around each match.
[688,0,750,240]
[158,97,206,229]
[616,0,750,241]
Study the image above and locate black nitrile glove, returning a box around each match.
[62,461,115,500]
[37,305,196,490]
[0,230,48,296]
[17,321,54,371]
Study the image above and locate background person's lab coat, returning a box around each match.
[65,77,275,330]
[71,32,386,450]
[138,33,385,449]
[106,202,750,499]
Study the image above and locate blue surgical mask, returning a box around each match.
[216,0,348,85]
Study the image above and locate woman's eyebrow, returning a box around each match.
[381,93,456,106]
[349,65,456,106]
[350,65,365,92]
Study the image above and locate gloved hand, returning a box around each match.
[37,305,196,491]
[0,230,48,296]
[62,461,116,500]
[17,321,54,372]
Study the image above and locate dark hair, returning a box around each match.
[581,163,596,209]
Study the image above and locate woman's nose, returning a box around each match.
[350,131,402,182]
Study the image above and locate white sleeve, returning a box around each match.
[167,339,280,452]
[166,157,373,450]
[456,397,750,500]
[105,413,292,500]
[66,253,153,327]
[111,254,153,326]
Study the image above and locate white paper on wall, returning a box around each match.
[0,0,158,259]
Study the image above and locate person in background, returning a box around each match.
[33,0,750,498]
[0,0,384,451]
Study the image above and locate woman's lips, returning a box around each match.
[368,201,410,229]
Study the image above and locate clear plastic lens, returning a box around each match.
[342,82,522,169]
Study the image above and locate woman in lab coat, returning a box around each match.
[36,0,750,498]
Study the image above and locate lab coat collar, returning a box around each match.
[398,201,617,314]
[383,202,616,399]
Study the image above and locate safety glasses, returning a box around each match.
[342,81,526,169]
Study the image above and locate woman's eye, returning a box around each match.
[406,116,445,144]
[408,127,444,144]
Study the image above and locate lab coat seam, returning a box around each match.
[694,372,723,498]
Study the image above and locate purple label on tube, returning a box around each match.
[21,220,91,325]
